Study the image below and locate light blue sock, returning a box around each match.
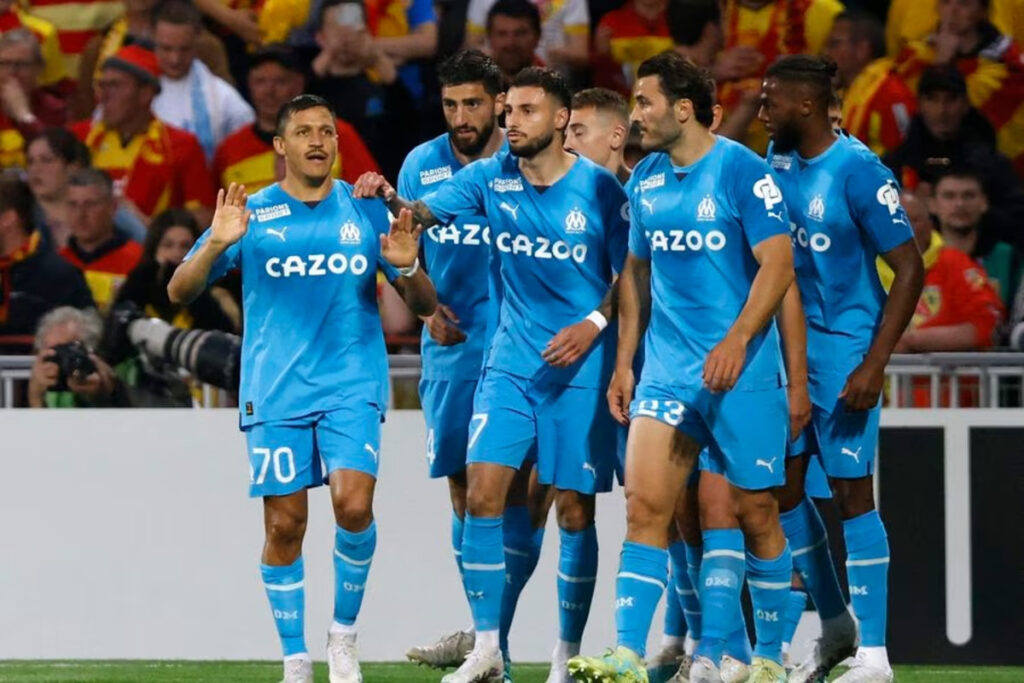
[615,541,669,657]
[557,525,599,644]
[261,557,307,657]
[783,587,808,649]
[722,610,752,664]
[452,511,465,578]
[842,510,890,647]
[780,498,848,620]
[683,542,703,641]
[500,506,539,654]
[747,543,793,664]
[333,521,376,625]
[665,542,691,639]
[462,513,506,636]
[695,529,745,662]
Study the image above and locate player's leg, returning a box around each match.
[444,370,537,683]
[781,575,808,671]
[247,418,321,683]
[781,430,856,683]
[500,461,545,662]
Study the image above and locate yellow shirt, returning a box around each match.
[886,0,1024,56]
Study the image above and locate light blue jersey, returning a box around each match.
[398,133,505,381]
[423,152,629,388]
[627,137,789,392]
[768,134,913,405]
[186,181,398,428]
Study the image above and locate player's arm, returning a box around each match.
[381,208,438,317]
[542,279,618,368]
[705,234,794,392]
[777,281,811,440]
[353,171,441,228]
[607,253,650,424]
[168,184,249,305]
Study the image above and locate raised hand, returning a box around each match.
[210,183,251,248]
[381,208,422,268]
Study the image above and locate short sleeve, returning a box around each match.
[185,227,241,283]
[730,153,790,247]
[397,152,416,200]
[625,175,650,259]
[361,197,401,282]
[599,175,629,273]
[847,161,913,255]
[421,160,486,226]
[406,0,437,28]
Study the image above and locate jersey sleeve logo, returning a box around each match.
[697,195,716,221]
[564,208,587,234]
[876,180,902,218]
[339,221,362,244]
[754,174,783,210]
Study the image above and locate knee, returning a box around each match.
[265,510,307,552]
[334,495,373,532]
[466,484,504,518]
[777,478,806,513]
[735,491,779,539]
[698,493,736,532]
[555,492,595,532]
[833,477,875,520]
[625,489,670,534]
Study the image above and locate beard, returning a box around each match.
[770,120,802,153]
[449,118,495,157]
[510,129,555,159]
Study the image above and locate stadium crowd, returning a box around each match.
[1,0,1023,409]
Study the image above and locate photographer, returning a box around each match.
[28,306,129,408]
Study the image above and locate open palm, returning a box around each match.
[381,208,422,268]
[210,183,251,247]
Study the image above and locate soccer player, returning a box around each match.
[396,49,512,669]
[759,55,924,683]
[167,94,438,683]
[564,88,632,183]
[568,51,797,683]
[356,66,628,683]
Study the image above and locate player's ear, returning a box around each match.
[674,97,690,125]
[610,122,626,151]
[272,135,286,156]
[554,105,569,131]
[493,91,506,117]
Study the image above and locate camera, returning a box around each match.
[48,341,97,391]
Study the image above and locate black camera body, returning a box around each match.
[49,341,97,391]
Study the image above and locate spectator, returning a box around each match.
[885,0,1024,57]
[0,175,93,338]
[931,169,1024,310]
[718,0,845,152]
[58,168,143,313]
[151,1,254,163]
[593,0,673,97]
[564,88,631,182]
[667,0,724,70]
[23,0,123,81]
[0,0,68,87]
[74,0,232,120]
[883,66,1024,250]
[114,208,239,332]
[825,10,916,155]
[214,44,378,192]
[310,0,416,179]
[26,128,148,250]
[0,29,69,168]
[366,0,438,104]
[895,0,1024,175]
[71,45,216,225]
[467,0,589,74]
[484,0,542,82]
[886,192,1004,353]
[27,305,128,407]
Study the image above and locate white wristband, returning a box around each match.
[398,258,420,278]
[585,310,608,332]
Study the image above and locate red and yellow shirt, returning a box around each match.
[594,3,673,97]
[24,0,122,80]
[0,7,68,86]
[885,0,1024,57]
[71,117,216,219]
[59,234,142,312]
[841,57,916,156]
[213,119,379,193]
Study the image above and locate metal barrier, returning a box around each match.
[3,352,1023,409]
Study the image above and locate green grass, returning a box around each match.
[0,662,1021,683]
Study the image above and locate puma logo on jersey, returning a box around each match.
[768,211,785,223]
[756,457,776,473]
[364,443,378,463]
[640,197,657,214]
[841,447,862,463]
[499,201,520,220]
[582,462,597,477]
[266,226,288,241]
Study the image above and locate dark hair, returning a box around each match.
[143,208,201,264]
[438,49,504,96]
[918,65,968,98]
[28,127,91,167]
[667,0,721,47]
[249,43,303,75]
[275,94,337,136]
[829,91,843,110]
[317,0,366,31]
[0,173,34,233]
[934,165,987,193]
[510,66,572,110]
[636,52,716,127]
[571,87,629,124]
[67,167,114,196]
[486,0,541,35]
[152,0,203,30]
[764,54,838,109]
[835,10,886,61]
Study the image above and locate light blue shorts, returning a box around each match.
[419,378,478,479]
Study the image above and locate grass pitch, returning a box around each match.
[0,662,1021,682]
